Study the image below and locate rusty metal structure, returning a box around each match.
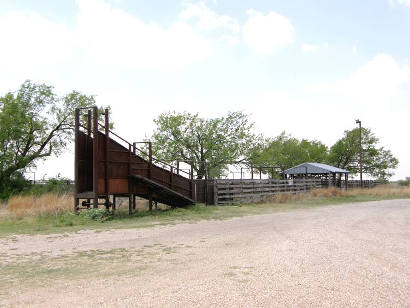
[74,107,361,211]
[74,107,205,213]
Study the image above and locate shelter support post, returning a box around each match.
[345,173,348,190]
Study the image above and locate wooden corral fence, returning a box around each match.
[342,180,379,188]
[213,179,323,205]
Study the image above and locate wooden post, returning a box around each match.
[190,164,194,200]
[213,180,218,205]
[177,161,180,175]
[92,106,99,209]
[259,167,262,179]
[132,194,136,211]
[112,195,116,212]
[205,162,208,205]
[251,167,254,179]
[128,195,132,215]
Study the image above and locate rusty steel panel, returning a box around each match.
[77,131,93,193]
[74,107,195,208]
[108,179,129,193]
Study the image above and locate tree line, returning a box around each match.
[150,111,398,181]
[0,81,399,199]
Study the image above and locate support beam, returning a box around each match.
[104,109,110,209]
[93,106,99,209]
[74,108,80,212]
[149,193,153,211]
[128,195,132,215]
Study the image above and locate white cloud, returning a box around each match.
[308,54,410,110]
[179,2,240,34]
[75,0,212,71]
[397,0,410,6]
[389,0,410,7]
[0,11,74,91]
[301,43,328,53]
[242,9,294,55]
[301,43,319,53]
[352,45,358,55]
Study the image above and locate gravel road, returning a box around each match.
[1,199,410,307]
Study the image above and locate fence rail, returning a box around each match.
[214,179,323,205]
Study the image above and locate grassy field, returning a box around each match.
[1,185,410,237]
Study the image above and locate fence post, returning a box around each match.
[213,180,218,205]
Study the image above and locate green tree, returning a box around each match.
[0,80,105,199]
[150,111,256,179]
[248,132,328,177]
[328,127,398,181]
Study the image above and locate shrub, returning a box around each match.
[25,175,71,196]
[80,208,113,222]
[398,177,410,187]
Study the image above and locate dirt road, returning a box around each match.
[1,199,409,307]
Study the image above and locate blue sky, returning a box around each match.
[0,0,409,180]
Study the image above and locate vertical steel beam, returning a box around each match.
[170,166,173,189]
[128,143,132,203]
[104,109,109,209]
[74,108,80,212]
[345,173,348,190]
[93,106,98,208]
[87,110,91,136]
[148,141,152,180]
[149,193,153,211]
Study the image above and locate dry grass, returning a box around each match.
[3,185,410,219]
[262,185,410,204]
[6,193,72,217]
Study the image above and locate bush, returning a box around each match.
[25,175,71,196]
[80,209,113,222]
[0,172,31,200]
[398,177,410,186]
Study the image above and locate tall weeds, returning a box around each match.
[6,193,72,217]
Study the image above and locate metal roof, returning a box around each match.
[283,162,349,175]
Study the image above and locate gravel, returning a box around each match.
[1,199,409,307]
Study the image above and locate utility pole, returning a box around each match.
[355,119,363,188]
